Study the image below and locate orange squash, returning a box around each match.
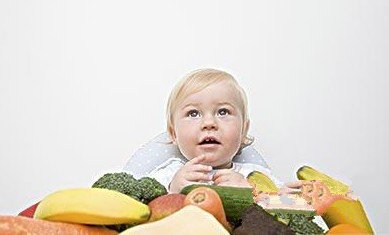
[326,223,370,234]
[323,199,374,234]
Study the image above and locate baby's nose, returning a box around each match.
[201,116,218,130]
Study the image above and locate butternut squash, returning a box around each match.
[119,205,229,235]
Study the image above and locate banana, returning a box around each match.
[34,188,150,225]
[296,165,350,195]
[247,171,279,193]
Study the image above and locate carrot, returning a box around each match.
[0,215,118,235]
[184,187,232,232]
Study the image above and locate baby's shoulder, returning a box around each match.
[233,146,269,168]
[123,133,185,178]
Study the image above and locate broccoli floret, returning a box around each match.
[91,172,142,201]
[274,213,324,235]
[92,173,167,232]
[288,214,324,235]
[91,173,167,204]
[137,177,167,204]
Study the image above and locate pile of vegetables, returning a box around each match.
[181,184,325,235]
[0,166,374,234]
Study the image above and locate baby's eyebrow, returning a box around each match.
[217,102,236,107]
[181,103,200,109]
[180,102,236,109]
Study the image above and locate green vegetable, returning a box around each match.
[91,172,141,200]
[181,184,254,226]
[274,212,324,235]
[92,172,167,204]
[137,177,168,204]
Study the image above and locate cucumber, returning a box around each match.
[181,184,254,225]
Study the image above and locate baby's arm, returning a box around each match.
[169,155,213,193]
[147,158,184,191]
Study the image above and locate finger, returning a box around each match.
[214,178,235,187]
[213,169,233,179]
[187,155,207,165]
[216,181,239,187]
[188,164,212,173]
[312,181,331,197]
[285,180,308,188]
[199,154,214,165]
[320,182,331,195]
[278,187,301,194]
[213,174,230,185]
[185,172,212,182]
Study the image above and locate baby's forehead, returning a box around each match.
[179,82,243,108]
[185,80,238,96]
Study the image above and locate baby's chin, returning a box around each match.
[199,156,233,169]
[212,161,233,169]
[183,151,234,167]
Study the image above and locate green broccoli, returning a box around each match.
[274,212,324,235]
[92,172,142,201]
[137,177,168,204]
[91,172,167,204]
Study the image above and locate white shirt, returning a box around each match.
[148,157,284,192]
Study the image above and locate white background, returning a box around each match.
[1,0,388,233]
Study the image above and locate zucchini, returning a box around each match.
[181,184,254,225]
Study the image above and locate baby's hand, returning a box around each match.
[169,155,212,193]
[213,169,251,188]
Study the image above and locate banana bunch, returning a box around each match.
[34,188,150,225]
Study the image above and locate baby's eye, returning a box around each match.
[217,108,230,116]
[187,109,201,118]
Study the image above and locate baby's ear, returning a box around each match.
[171,137,177,145]
[168,128,178,145]
[243,119,250,138]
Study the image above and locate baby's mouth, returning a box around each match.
[199,137,221,145]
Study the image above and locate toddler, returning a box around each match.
[148,68,281,193]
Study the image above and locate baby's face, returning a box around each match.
[171,81,247,168]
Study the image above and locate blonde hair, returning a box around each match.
[166,68,253,151]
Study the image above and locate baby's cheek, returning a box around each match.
[180,150,194,161]
[178,146,198,161]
